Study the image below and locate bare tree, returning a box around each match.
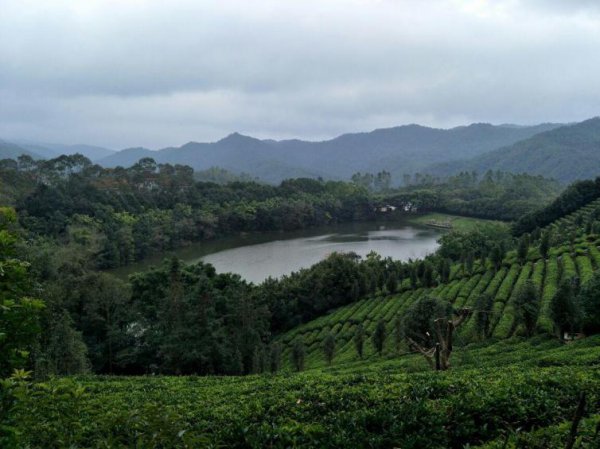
[406,308,471,370]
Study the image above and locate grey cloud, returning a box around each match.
[0,0,599,148]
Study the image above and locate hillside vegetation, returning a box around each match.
[96,123,560,183]
[427,118,600,183]
[4,335,599,448]
[275,196,600,370]
[2,163,600,448]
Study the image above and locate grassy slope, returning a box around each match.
[407,212,506,232]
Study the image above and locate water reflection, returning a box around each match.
[111,221,443,284]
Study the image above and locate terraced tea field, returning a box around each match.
[277,230,600,369]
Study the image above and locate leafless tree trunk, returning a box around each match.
[407,308,470,371]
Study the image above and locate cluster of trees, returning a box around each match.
[383,171,562,221]
[23,238,274,376]
[1,155,374,269]
[262,252,402,333]
[350,171,392,192]
[513,177,600,235]
[193,167,258,184]
[436,223,512,269]
[549,275,600,339]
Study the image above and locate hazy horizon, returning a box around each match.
[7,119,575,152]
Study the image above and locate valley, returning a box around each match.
[2,154,600,447]
[3,2,600,447]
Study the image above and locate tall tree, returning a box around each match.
[385,272,398,294]
[393,315,403,354]
[269,343,282,373]
[490,244,504,272]
[539,230,551,259]
[550,279,579,340]
[514,280,539,337]
[439,258,451,283]
[291,338,305,372]
[517,234,530,263]
[354,323,365,359]
[372,319,387,356]
[575,272,600,335]
[35,307,89,377]
[465,252,474,275]
[474,294,494,339]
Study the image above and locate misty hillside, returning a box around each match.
[0,139,42,160]
[97,122,560,183]
[425,118,600,183]
[0,140,115,162]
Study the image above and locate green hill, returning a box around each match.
[98,122,562,184]
[275,196,600,370]
[5,172,600,448]
[426,118,600,183]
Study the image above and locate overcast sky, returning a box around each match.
[1,0,600,149]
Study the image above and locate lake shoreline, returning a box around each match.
[108,212,502,282]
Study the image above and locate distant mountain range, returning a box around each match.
[424,118,600,183]
[4,118,600,184]
[94,122,561,183]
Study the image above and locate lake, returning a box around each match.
[111,220,443,283]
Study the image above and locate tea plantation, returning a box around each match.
[276,197,600,370]
[4,336,600,448]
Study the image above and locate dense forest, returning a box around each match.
[3,154,560,269]
[379,170,562,221]
[5,155,374,269]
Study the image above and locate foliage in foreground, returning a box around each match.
[3,336,599,448]
[0,207,43,377]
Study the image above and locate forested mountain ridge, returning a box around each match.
[425,117,600,183]
[18,142,116,161]
[96,122,562,183]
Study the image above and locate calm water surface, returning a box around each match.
[112,221,443,283]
